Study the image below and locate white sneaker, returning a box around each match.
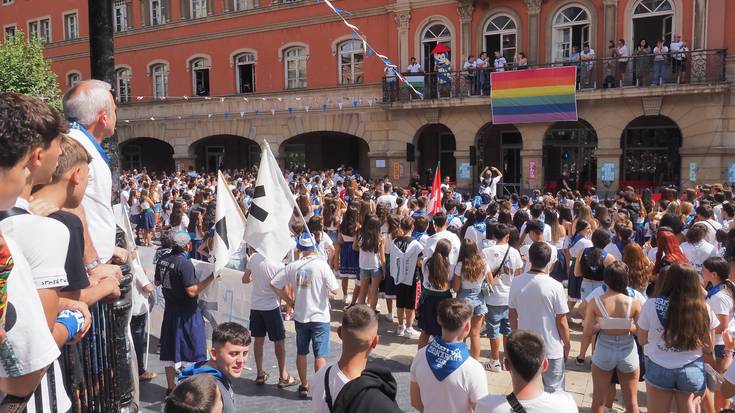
[397,325,407,336]
[484,359,501,373]
[404,327,421,339]
[386,313,394,323]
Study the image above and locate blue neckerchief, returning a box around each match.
[413,210,428,217]
[473,222,486,233]
[411,231,426,241]
[512,201,520,210]
[684,214,696,229]
[707,283,724,300]
[70,122,110,164]
[181,252,190,259]
[425,337,470,382]
[571,233,584,247]
[601,284,636,297]
[447,212,458,222]
[655,296,670,327]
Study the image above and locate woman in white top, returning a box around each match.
[583,262,641,413]
[452,238,490,359]
[680,223,719,275]
[356,214,386,312]
[702,256,735,411]
[638,264,718,413]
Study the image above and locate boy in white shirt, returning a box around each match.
[423,211,462,274]
[519,220,557,273]
[510,242,570,393]
[476,330,578,413]
[272,233,341,398]
[410,299,488,413]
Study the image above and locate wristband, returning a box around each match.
[85,259,101,272]
[56,309,85,342]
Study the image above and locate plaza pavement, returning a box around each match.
[139,294,648,412]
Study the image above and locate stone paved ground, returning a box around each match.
[139,296,648,413]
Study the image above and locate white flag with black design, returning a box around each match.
[213,171,247,275]
[243,141,297,263]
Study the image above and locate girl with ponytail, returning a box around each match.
[417,238,453,349]
[703,256,735,411]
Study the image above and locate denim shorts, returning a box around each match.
[485,305,511,339]
[592,333,639,373]
[715,344,733,360]
[581,279,605,300]
[360,268,383,278]
[542,357,566,393]
[458,288,488,317]
[249,308,286,342]
[645,356,706,393]
[294,321,331,357]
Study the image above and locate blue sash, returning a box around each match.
[473,222,486,234]
[654,296,670,327]
[70,122,110,164]
[411,231,426,241]
[706,283,724,300]
[425,338,470,381]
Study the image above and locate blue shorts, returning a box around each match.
[249,308,286,342]
[645,356,706,393]
[360,268,383,278]
[457,289,487,317]
[294,321,330,357]
[485,305,511,339]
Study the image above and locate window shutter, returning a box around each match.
[180,0,190,19]
[207,0,213,15]
[126,1,133,29]
[141,0,149,26]
[163,0,171,22]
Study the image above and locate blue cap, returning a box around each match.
[296,232,317,252]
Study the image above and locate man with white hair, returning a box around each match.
[62,80,127,274]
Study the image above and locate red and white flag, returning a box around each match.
[427,163,442,216]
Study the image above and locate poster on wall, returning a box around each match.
[528,160,537,180]
[458,162,471,180]
[376,159,386,168]
[393,161,400,180]
[729,163,735,184]
[600,162,616,183]
[689,162,697,182]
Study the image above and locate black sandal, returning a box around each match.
[298,385,309,399]
[255,371,270,385]
[278,375,299,388]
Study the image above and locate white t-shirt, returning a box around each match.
[464,60,476,70]
[519,242,558,274]
[271,255,339,323]
[519,222,552,246]
[410,346,488,413]
[407,63,422,73]
[247,253,284,311]
[479,175,502,199]
[310,363,351,413]
[509,273,569,359]
[494,56,507,71]
[680,240,718,274]
[68,127,116,263]
[604,243,622,261]
[376,194,398,211]
[424,230,461,274]
[638,298,719,369]
[464,225,487,250]
[701,219,723,247]
[454,261,491,290]
[475,391,579,413]
[316,235,334,262]
[567,236,593,260]
[708,289,734,346]
[646,246,658,264]
[483,244,523,306]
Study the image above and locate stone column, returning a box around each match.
[602,0,618,49]
[395,11,411,70]
[680,149,723,189]
[458,0,474,65]
[173,154,195,172]
[524,0,542,64]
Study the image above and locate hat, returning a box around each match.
[296,232,317,252]
[172,232,191,248]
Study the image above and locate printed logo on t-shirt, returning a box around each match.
[297,268,314,287]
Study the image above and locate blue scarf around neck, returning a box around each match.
[425,337,470,381]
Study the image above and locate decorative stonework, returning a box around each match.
[395,12,410,31]
[524,0,542,14]
[602,0,619,6]
[642,96,663,116]
[457,1,474,23]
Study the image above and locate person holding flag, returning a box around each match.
[427,163,443,217]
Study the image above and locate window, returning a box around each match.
[338,40,364,85]
[114,0,129,32]
[421,23,451,72]
[3,25,15,41]
[116,68,132,103]
[284,47,307,89]
[150,0,166,25]
[28,18,51,43]
[632,0,674,46]
[151,64,168,99]
[232,0,252,11]
[67,72,81,88]
[190,0,207,19]
[234,53,256,93]
[552,5,590,61]
[190,58,210,96]
[485,15,517,62]
[64,12,79,40]
[2,0,14,5]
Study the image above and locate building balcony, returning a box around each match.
[382,49,728,106]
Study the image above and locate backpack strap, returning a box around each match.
[506,393,527,413]
[0,207,29,221]
[324,365,334,412]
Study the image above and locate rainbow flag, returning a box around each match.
[490,66,577,124]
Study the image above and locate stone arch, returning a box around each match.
[279,132,370,176]
[146,59,170,76]
[619,115,682,189]
[475,123,523,192]
[277,42,310,62]
[542,118,598,192]
[229,48,258,67]
[624,0,684,47]
[414,123,457,183]
[119,137,175,173]
[189,134,261,171]
[185,53,213,71]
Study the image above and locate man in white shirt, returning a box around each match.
[493,51,507,72]
[476,330,578,413]
[695,205,723,246]
[509,242,570,393]
[376,183,398,212]
[479,166,503,202]
[311,305,378,413]
[423,211,462,274]
[519,220,557,273]
[63,80,128,270]
[272,233,340,398]
[580,43,596,87]
[483,223,523,372]
[519,205,552,246]
[411,299,488,413]
[243,252,294,386]
[407,57,422,73]
[616,39,630,83]
[669,34,685,76]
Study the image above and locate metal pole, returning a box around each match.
[88,0,120,199]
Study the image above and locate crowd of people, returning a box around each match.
[4,79,735,413]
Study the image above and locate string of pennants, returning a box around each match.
[119,95,382,124]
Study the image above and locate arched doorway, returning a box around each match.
[120,138,174,173]
[416,124,456,185]
[632,0,674,47]
[484,14,517,62]
[280,132,370,176]
[191,135,260,172]
[543,120,597,192]
[620,115,681,190]
[551,4,591,62]
[476,124,522,195]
